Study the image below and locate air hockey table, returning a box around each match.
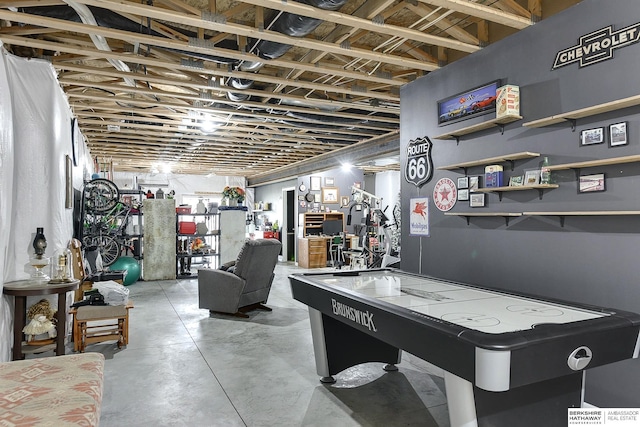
[289,269,640,427]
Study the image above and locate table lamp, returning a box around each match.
[29,227,49,280]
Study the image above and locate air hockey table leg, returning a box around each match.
[308,307,402,383]
[444,371,478,427]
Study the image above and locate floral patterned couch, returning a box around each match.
[0,353,104,426]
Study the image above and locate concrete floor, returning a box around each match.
[88,263,451,427]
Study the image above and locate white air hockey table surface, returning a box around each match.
[289,269,640,427]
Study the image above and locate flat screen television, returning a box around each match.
[322,220,343,236]
[437,80,500,126]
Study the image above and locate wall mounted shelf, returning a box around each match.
[522,211,640,227]
[472,184,559,200]
[444,212,522,226]
[438,151,540,173]
[547,155,640,171]
[522,94,640,129]
[433,114,523,143]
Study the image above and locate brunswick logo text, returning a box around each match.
[331,299,376,332]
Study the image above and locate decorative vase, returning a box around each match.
[228,199,238,207]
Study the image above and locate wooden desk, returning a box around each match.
[3,279,79,360]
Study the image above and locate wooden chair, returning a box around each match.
[70,301,133,352]
[68,239,133,352]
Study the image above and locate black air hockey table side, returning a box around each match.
[289,269,640,427]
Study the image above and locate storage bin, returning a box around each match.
[176,206,191,214]
[178,221,196,234]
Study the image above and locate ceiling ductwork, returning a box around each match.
[19,2,367,129]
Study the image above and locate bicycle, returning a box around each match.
[81,178,134,266]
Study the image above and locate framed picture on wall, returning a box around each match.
[579,173,606,193]
[509,175,524,187]
[340,196,350,207]
[469,176,481,191]
[310,176,321,191]
[469,193,485,208]
[325,177,335,186]
[321,187,339,203]
[609,122,628,147]
[580,127,605,146]
[458,189,469,201]
[457,176,469,189]
[523,169,540,185]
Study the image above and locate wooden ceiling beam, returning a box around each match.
[414,0,531,29]
[0,34,406,87]
[233,0,480,53]
[0,4,437,71]
[61,82,399,126]
[53,61,401,103]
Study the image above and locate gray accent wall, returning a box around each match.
[400,0,640,406]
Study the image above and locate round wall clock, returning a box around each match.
[299,183,306,192]
[305,192,314,203]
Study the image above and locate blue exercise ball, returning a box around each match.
[110,256,141,286]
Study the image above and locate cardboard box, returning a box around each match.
[496,84,520,118]
[484,164,504,188]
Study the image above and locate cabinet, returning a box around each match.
[298,237,328,268]
[299,212,345,237]
[176,213,220,278]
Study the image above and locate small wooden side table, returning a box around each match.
[3,279,79,360]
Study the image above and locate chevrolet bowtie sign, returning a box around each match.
[553,22,640,69]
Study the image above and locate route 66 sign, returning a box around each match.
[405,136,433,187]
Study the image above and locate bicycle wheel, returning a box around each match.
[83,234,121,267]
[85,178,119,213]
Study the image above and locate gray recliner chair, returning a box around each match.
[198,238,282,318]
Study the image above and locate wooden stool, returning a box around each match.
[70,301,134,352]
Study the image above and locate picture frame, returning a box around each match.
[321,187,339,203]
[353,181,362,189]
[609,122,628,147]
[65,155,73,209]
[437,80,500,126]
[457,176,469,189]
[310,176,321,191]
[579,173,606,193]
[340,196,350,207]
[469,193,485,208]
[325,177,335,186]
[523,169,540,186]
[458,189,469,201]
[580,127,605,146]
[469,176,481,191]
[509,175,524,187]
[314,193,321,203]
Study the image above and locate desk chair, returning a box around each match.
[68,239,133,352]
[329,236,345,268]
